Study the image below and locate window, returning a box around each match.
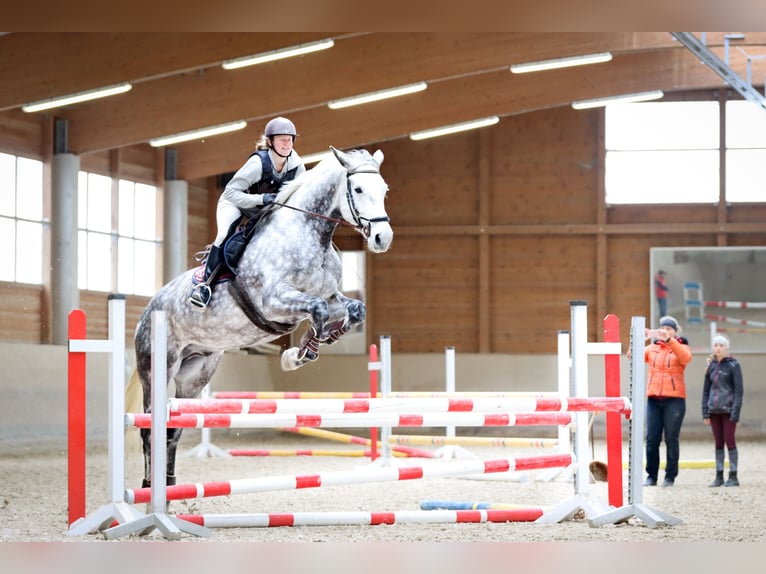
[725,100,766,202]
[0,153,44,284]
[78,171,159,296]
[606,99,766,204]
[117,180,158,296]
[605,101,720,204]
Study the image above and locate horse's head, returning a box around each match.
[330,146,394,254]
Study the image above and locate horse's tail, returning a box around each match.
[125,369,143,461]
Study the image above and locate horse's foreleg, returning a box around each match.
[318,296,366,343]
[165,428,183,486]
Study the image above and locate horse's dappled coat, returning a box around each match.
[133,147,393,487]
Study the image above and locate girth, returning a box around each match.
[228,277,295,336]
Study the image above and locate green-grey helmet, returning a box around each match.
[264,116,298,138]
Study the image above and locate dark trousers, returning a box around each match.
[657,297,667,317]
[709,413,737,450]
[646,397,686,480]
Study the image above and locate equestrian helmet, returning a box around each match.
[265,116,298,138]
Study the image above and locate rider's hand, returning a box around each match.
[261,193,277,205]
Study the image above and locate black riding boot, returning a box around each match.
[725,448,739,486]
[188,245,224,309]
[709,448,725,486]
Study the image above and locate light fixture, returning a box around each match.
[222,39,335,70]
[301,151,334,165]
[409,116,499,141]
[149,120,247,147]
[327,82,427,109]
[22,83,132,113]
[510,52,613,74]
[571,90,664,110]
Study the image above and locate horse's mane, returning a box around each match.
[276,148,377,204]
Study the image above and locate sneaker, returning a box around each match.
[188,284,211,308]
[662,477,675,487]
[643,476,657,486]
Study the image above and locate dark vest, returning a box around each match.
[247,150,300,195]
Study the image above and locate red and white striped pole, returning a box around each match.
[125,452,574,504]
[174,507,545,528]
[126,410,596,430]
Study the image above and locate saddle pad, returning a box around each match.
[191,264,234,286]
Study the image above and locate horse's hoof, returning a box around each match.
[281,348,301,371]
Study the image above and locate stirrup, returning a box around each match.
[188,284,212,308]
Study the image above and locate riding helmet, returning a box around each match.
[265,116,298,138]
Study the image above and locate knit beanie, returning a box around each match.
[659,316,680,332]
[712,334,729,348]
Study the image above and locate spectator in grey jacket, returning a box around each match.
[702,334,744,487]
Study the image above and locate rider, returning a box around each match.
[188,116,306,308]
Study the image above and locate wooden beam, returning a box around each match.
[0,32,337,111]
[60,33,679,153]
[173,48,748,180]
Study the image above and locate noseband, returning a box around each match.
[272,163,390,237]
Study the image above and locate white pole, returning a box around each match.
[379,335,393,462]
[150,310,168,515]
[107,295,126,505]
[445,347,456,438]
[570,301,590,495]
[556,330,571,456]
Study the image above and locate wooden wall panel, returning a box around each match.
[0,284,149,345]
[608,204,718,224]
[119,144,156,184]
[187,178,212,268]
[0,109,43,158]
[377,137,479,226]
[80,149,110,175]
[492,108,598,225]
[0,282,43,342]
[77,291,150,345]
[371,235,479,352]
[491,236,596,351]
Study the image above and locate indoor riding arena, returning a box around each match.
[0,32,764,568]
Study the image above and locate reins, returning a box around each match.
[270,163,390,236]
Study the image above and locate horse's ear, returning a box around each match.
[373,149,384,166]
[329,145,349,167]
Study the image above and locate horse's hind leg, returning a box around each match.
[163,351,224,484]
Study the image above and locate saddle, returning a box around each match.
[191,215,263,287]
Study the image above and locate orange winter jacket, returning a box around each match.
[644,337,692,399]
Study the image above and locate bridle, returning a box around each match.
[271,163,390,237]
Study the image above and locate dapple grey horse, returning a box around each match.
[132,146,393,487]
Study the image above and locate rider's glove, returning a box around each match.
[261,193,277,205]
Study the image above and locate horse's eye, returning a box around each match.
[354,186,363,194]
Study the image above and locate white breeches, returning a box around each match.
[214,200,242,246]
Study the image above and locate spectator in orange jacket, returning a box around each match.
[643,315,692,487]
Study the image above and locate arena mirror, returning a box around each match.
[650,246,766,354]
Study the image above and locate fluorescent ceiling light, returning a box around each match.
[409,116,499,141]
[222,39,335,70]
[301,151,333,165]
[22,83,132,113]
[571,89,664,110]
[149,120,247,147]
[327,82,427,109]
[510,52,612,74]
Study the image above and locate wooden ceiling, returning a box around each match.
[3,32,766,180]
